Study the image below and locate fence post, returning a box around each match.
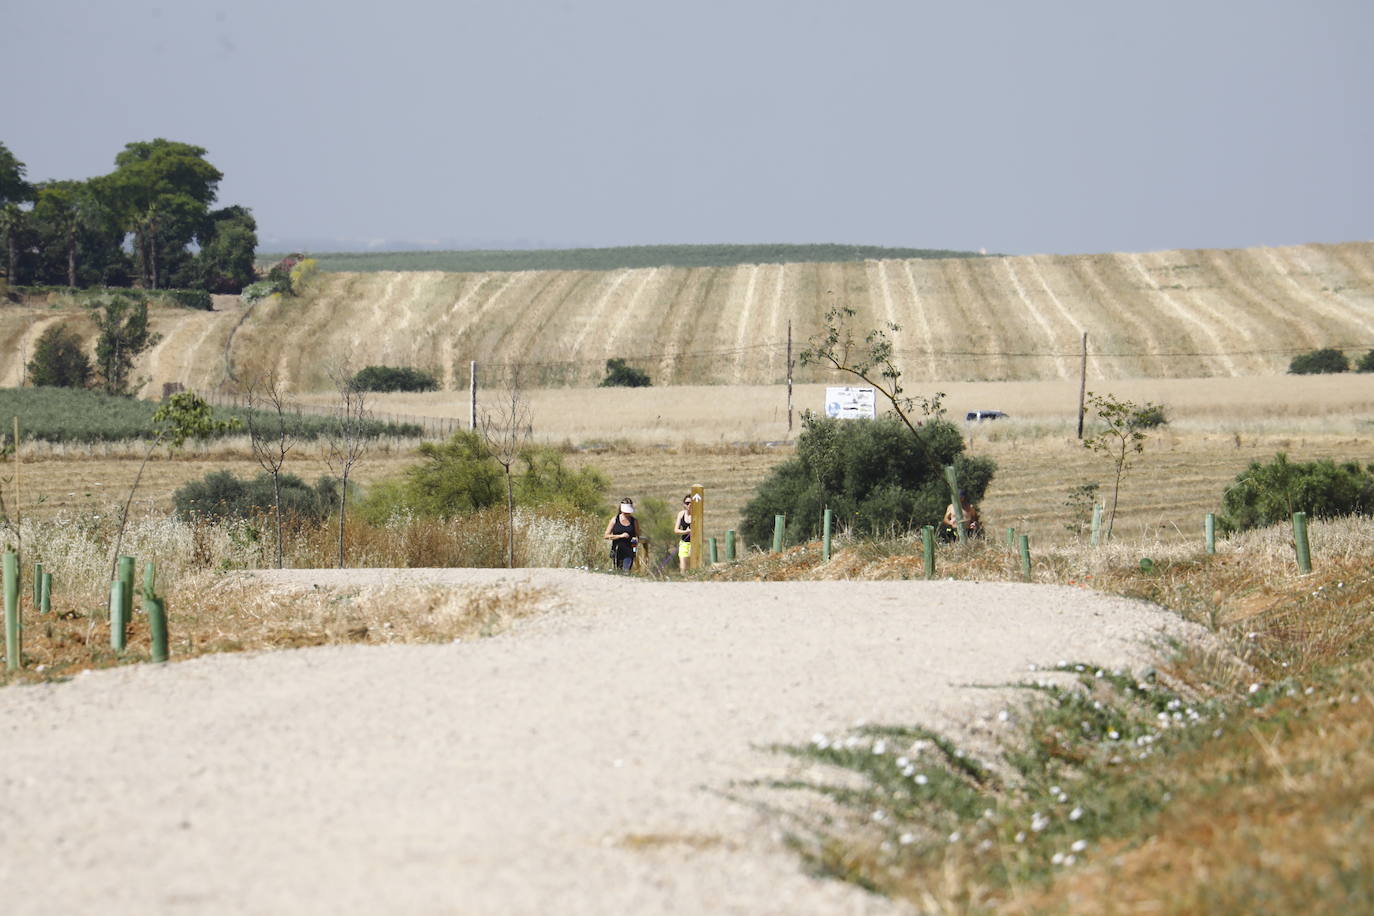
[1018,534,1032,580]
[40,572,51,615]
[772,515,785,553]
[922,525,935,579]
[1090,503,1103,546]
[1292,511,1312,574]
[822,509,833,562]
[1205,513,1216,555]
[4,552,19,671]
[942,465,966,543]
[725,530,737,562]
[110,580,126,652]
[147,595,169,663]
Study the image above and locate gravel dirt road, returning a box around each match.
[0,569,1196,915]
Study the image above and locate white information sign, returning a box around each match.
[824,386,876,420]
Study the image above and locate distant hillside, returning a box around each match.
[256,243,984,273]
[7,242,1374,395]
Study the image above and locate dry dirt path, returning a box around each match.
[0,570,1197,915]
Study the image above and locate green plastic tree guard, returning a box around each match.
[1293,511,1312,574]
[725,530,737,562]
[1205,513,1216,555]
[772,515,785,553]
[1018,534,1032,580]
[33,561,42,607]
[143,561,156,613]
[40,572,52,615]
[110,580,126,652]
[118,556,135,621]
[1006,526,1016,549]
[147,595,169,663]
[822,509,833,562]
[922,525,936,579]
[1090,503,1104,546]
[706,537,717,566]
[4,552,19,671]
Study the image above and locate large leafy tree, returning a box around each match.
[186,204,258,292]
[107,139,222,289]
[0,141,34,283]
[29,180,120,287]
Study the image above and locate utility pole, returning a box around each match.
[469,360,477,431]
[787,319,794,433]
[1076,332,1088,439]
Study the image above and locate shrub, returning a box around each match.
[350,365,439,393]
[1220,452,1374,533]
[240,279,276,304]
[173,470,336,523]
[513,445,609,514]
[1132,403,1169,428]
[600,357,651,388]
[1357,350,1374,373]
[26,323,91,388]
[158,288,212,311]
[741,415,996,547]
[1288,348,1349,374]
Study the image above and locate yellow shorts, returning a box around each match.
[678,540,691,559]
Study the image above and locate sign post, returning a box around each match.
[688,485,704,571]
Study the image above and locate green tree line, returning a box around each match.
[0,138,255,293]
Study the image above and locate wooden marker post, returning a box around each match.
[4,552,19,671]
[942,466,966,544]
[688,485,704,571]
[822,509,833,562]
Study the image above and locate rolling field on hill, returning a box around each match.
[5,242,1374,396]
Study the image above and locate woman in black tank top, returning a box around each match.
[603,496,639,572]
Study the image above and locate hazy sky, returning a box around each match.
[5,0,1371,254]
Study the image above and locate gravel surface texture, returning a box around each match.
[0,569,1196,915]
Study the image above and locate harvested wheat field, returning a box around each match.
[8,242,1374,396]
[0,568,1201,915]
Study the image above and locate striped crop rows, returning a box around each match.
[9,242,1373,395]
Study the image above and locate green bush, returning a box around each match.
[1219,452,1374,533]
[1356,350,1374,373]
[359,434,610,522]
[741,415,996,547]
[1133,404,1169,429]
[173,470,336,522]
[1288,348,1349,374]
[350,365,439,393]
[158,288,213,311]
[599,358,651,388]
[26,324,91,388]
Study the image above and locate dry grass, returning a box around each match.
[711,518,1374,914]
